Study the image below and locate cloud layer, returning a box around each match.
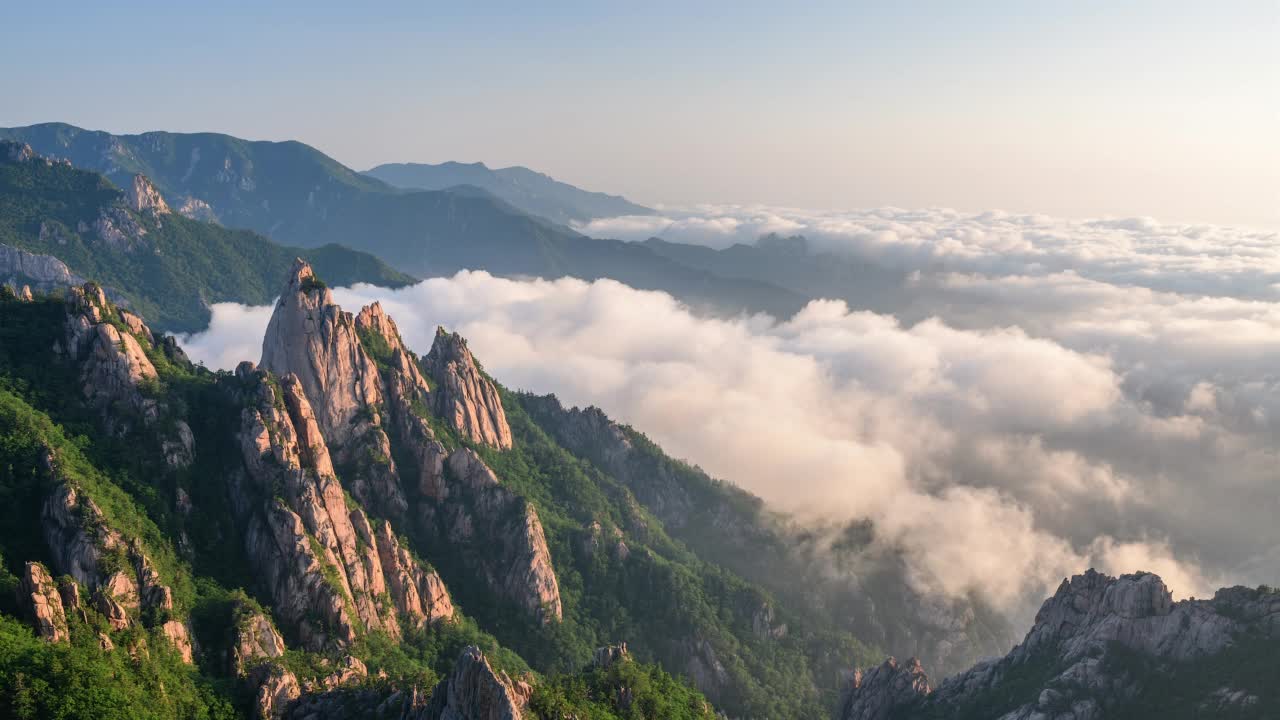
[576,206,1280,301]
[179,239,1278,612]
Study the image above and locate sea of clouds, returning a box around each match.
[179,205,1280,617]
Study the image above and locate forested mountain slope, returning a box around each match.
[0,140,412,332]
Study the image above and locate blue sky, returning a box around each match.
[4,1,1276,227]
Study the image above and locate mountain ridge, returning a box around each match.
[0,122,809,321]
[365,160,653,224]
[0,139,414,332]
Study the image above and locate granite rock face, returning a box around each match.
[0,243,87,294]
[260,259,385,449]
[837,657,930,720]
[125,174,171,215]
[18,562,69,643]
[839,569,1280,720]
[56,283,193,466]
[260,259,406,519]
[38,449,194,661]
[426,448,563,625]
[231,598,288,676]
[259,262,559,626]
[175,195,218,222]
[422,646,530,720]
[373,520,456,628]
[232,364,391,649]
[229,360,456,651]
[424,328,513,450]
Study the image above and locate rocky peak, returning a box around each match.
[261,259,385,450]
[422,646,530,720]
[354,302,404,353]
[841,569,1280,719]
[837,657,930,720]
[424,327,513,449]
[125,174,170,215]
[260,260,407,517]
[57,283,193,464]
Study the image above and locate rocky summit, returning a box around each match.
[839,569,1280,720]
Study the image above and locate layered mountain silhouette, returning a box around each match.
[0,123,807,320]
[0,140,412,332]
[365,160,653,224]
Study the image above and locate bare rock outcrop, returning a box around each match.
[93,206,148,251]
[232,365,390,649]
[424,328,513,450]
[18,562,69,643]
[372,520,455,628]
[260,259,405,518]
[837,657,930,720]
[38,449,193,660]
[422,646,530,720]
[230,362,456,651]
[125,174,171,215]
[840,569,1280,720]
[424,448,562,624]
[231,598,288,676]
[261,259,384,449]
[4,140,37,163]
[0,243,88,294]
[354,302,447,507]
[252,663,302,720]
[593,642,631,669]
[163,619,195,663]
[56,283,191,465]
[257,263,557,629]
[176,196,218,222]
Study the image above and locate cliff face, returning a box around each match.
[0,243,89,295]
[427,448,563,624]
[422,646,530,720]
[424,328,513,450]
[56,283,193,465]
[840,570,1280,720]
[38,448,194,661]
[259,261,560,626]
[124,174,170,215]
[229,362,455,651]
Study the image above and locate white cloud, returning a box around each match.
[175,301,274,371]
[178,269,1237,612]
[578,206,1280,301]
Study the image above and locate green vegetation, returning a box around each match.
[1104,634,1280,719]
[400,383,881,719]
[530,659,716,720]
[0,388,195,614]
[0,613,237,720]
[0,144,414,332]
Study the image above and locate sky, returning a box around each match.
[3,1,1276,229]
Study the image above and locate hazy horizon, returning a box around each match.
[5,1,1276,230]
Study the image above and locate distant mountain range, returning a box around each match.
[0,140,413,332]
[0,123,806,320]
[365,160,653,224]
